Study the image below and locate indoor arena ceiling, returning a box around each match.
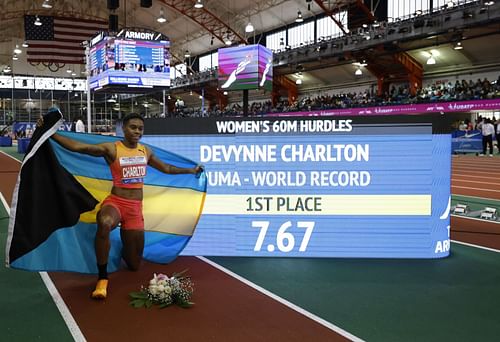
[0,0,333,60]
[0,0,499,89]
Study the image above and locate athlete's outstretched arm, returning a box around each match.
[51,134,112,157]
[148,150,202,175]
[37,115,113,158]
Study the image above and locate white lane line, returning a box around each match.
[451,214,500,225]
[0,192,8,213]
[453,173,500,179]
[197,256,365,342]
[452,194,500,202]
[452,240,500,253]
[452,185,500,193]
[39,272,87,342]
[452,179,500,185]
[0,154,86,341]
[452,168,498,173]
[0,150,21,163]
[452,165,500,170]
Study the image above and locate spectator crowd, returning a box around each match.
[170,75,500,118]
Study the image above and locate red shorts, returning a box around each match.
[102,194,144,230]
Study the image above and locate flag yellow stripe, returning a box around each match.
[75,176,204,235]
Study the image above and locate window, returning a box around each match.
[288,21,314,48]
[317,12,348,40]
[388,0,430,22]
[211,51,218,69]
[199,54,212,71]
[266,30,286,52]
[433,0,477,11]
[170,63,187,79]
[199,52,218,71]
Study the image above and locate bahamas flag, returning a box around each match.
[5,108,206,273]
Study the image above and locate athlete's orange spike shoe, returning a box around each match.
[91,279,108,299]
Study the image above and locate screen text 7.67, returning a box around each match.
[252,221,315,253]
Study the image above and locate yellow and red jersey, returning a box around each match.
[109,141,149,189]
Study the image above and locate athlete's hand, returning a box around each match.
[193,164,204,177]
[36,115,44,128]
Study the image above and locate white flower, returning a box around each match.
[149,273,159,285]
[148,284,159,295]
[164,286,172,295]
[131,271,193,308]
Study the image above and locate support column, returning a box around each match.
[272,75,298,106]
[243,89,248,116]
[394,52,423,96]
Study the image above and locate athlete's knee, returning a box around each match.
[96,216,116,239]
[97,212,116,230]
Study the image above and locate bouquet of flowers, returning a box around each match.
[129,270,194,308]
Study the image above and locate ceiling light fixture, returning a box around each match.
[34,15,42,26]
[3,65,11,73]
[13,45,22,54]
[194,0,203,9]
[353,60,368,68]
[22,41,29,48]
[427,54,436,65]
[295,10,304,23]
[355,68,362,75]
[295,71,303,84]
[454,41,463,50]
[224,33,232,46]
[12,54,18,61]
[306,0,312,11]
[42,0,52,9]
[245,22,254,33]
[157,8,167,23]
[184,50,191,58]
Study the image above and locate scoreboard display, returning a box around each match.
[143,115,452,259]
[88,29,170,91]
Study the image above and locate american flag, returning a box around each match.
[24,15,108,64]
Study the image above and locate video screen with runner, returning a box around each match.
[218,44,273,91]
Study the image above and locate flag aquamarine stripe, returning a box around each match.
[10,222,191,273]
[9,222,121,273]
